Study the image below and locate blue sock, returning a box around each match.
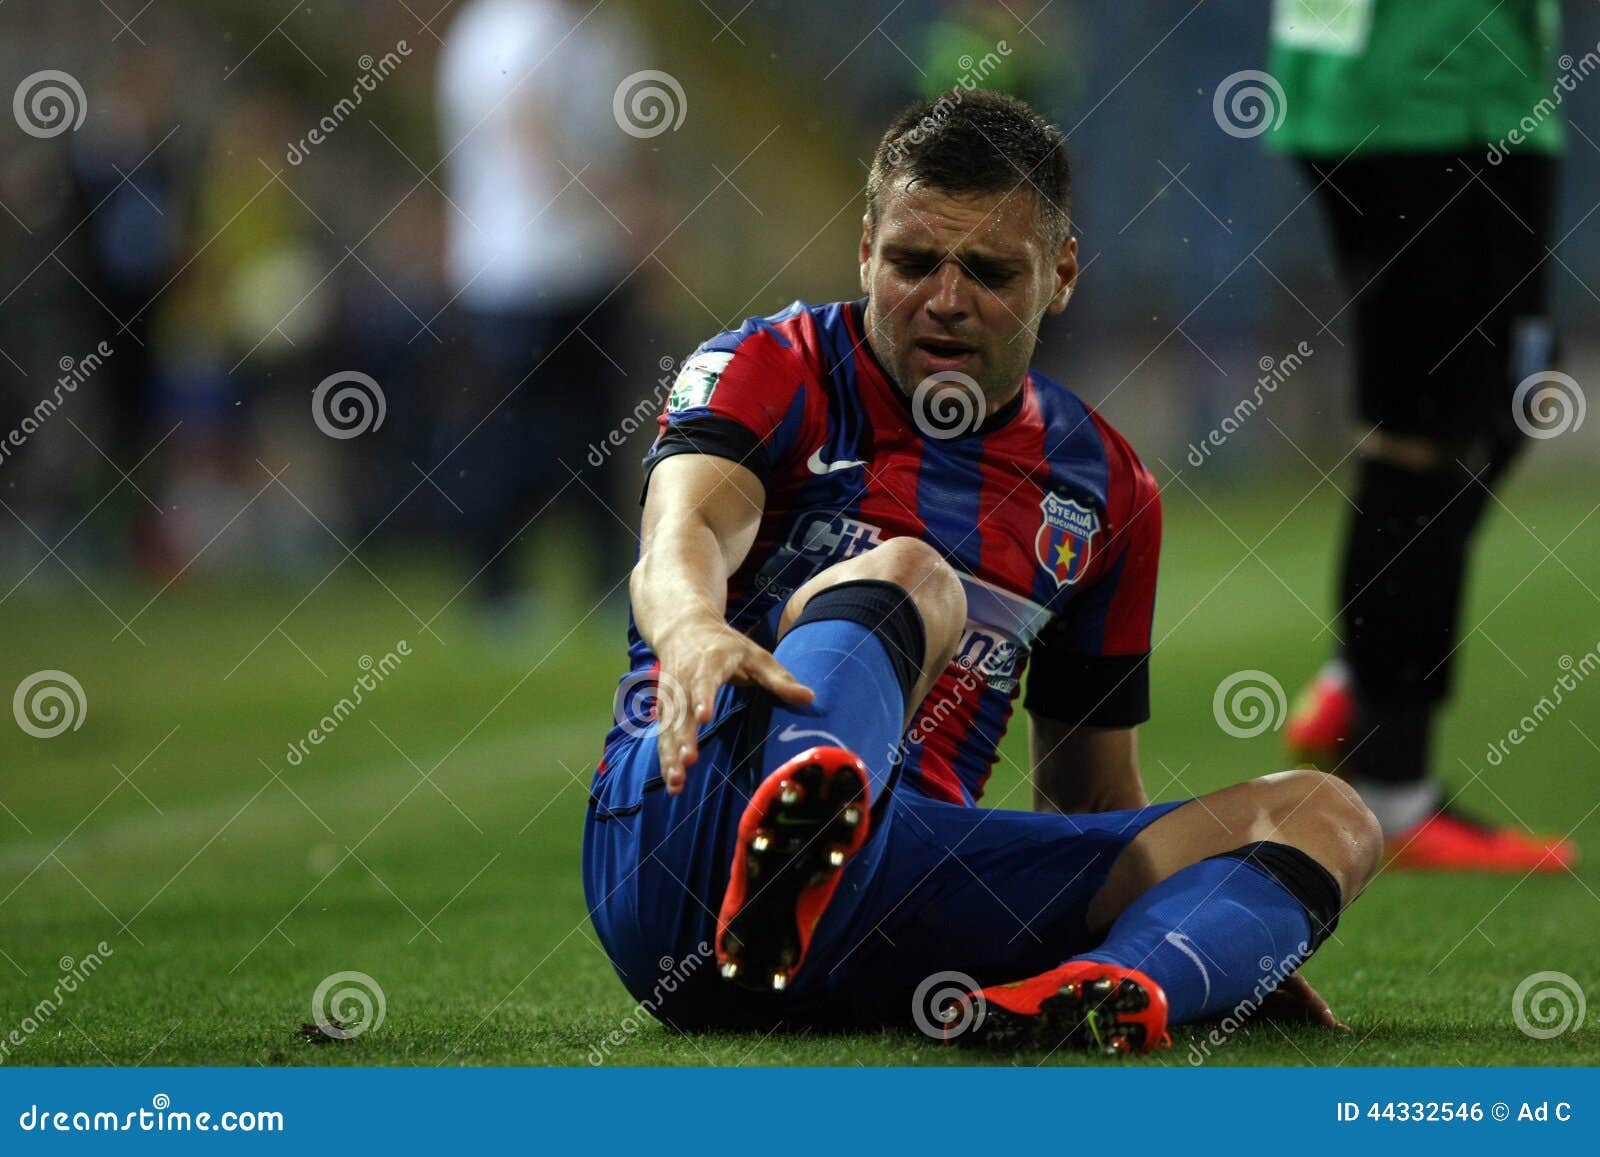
[1078,847,1339,1024]
[759,619,906,803]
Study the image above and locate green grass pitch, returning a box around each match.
[2,464,1597,1066]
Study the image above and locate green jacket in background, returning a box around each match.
[917,14,1036,102]
[1266,0,1567,157]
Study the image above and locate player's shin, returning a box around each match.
[1076,841,1343,1025]
[1336,455,1489,792]
[758,579,926,802]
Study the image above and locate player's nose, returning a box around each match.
[924,262,970,323]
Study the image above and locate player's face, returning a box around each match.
[859,179,1077,411]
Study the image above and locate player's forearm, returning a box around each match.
[1030,720,1148,814]
[630,511,731,655]
[1034,766,1147,814]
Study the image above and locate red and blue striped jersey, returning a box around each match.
[623,299,1161,805]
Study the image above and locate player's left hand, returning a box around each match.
[1256,972,1348,1031]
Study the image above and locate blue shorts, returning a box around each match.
[582,684,1188,1031]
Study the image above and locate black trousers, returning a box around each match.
[441,290,637,604]
[1304,151,1557,718]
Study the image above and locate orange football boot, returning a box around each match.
[956,961,1172,1055]
[1387,806,1577,874]
[715,746,871,992]
[1286,666,1576,871]
[1285,661,1354,767]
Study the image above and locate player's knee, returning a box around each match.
[860,537,967,653]
[1362,429,1473,475]
[1261,769,1382,899]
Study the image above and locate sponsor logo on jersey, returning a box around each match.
[953,626,1024,693]
[666,351,734,412]
[751,513,885,604]
[787,511,885,559]
[1035,493,1099,588]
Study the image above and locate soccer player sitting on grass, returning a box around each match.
[583,90,1381,1054]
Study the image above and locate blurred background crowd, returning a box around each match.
[2,0,1597,627]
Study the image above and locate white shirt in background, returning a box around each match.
[439,0,640,310]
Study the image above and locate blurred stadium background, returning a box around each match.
[1,0,1596,1064]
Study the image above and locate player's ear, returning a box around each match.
[858,212,873,294]
[1045,231,1078,315]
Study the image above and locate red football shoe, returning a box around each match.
[1387,805,1577,874]
[715,746,871,992]
[1285,661,1354,767]
[956,961,1171,1055]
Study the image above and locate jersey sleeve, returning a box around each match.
[1023,414,1161,729]
[640,316,813,497]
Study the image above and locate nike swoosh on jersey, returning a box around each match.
[806,447,868,475]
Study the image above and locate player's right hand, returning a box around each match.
[1257,972,1348,1031]
[653,616,814,795]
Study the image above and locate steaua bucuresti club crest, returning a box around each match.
[1035,493,1100,588]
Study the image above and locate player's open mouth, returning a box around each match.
[913,337,978,371]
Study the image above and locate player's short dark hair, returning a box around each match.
[867,88,1072,250]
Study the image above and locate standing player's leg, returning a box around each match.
[1288,154,1571,870]
[714,537,968,990]
[447,307,539,617]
